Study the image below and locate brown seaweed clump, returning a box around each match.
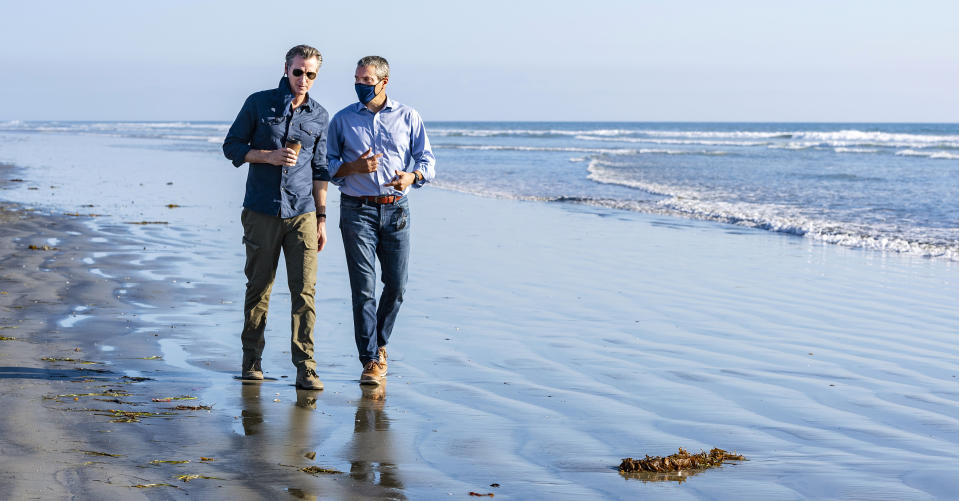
[620,448,745,473]
[300,466,342,475]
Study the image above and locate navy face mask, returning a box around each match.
[355,83,378,104]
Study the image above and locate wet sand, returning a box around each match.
[2,160,959,499]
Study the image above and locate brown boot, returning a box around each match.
[242,358,264,380]
[296,366,323,390]
[360,359,387,385]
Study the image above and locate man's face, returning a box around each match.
[355,65,387,93]
[285,55,319,97]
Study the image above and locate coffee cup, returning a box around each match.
[285,138,302,155]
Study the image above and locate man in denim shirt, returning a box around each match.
[222,44,329,390]
[327,55,436,384]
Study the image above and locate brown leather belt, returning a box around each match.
[343,193,403,205]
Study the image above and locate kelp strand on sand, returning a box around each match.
[168,404,212,411]
[61,408,176,422]
[176,474,221,482]
[41,357,102,364]
[619,448,745,473]
[152,395,196,402]
[280,463,342,475]
[78,450,123,457]
[301,466,342,475]
[100,409,176,422]
[45,390,131,399]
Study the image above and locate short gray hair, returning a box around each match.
[357,55,389,81]
[286,45,322,67]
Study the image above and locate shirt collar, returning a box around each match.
[277,76,314,112]
[353,96,395,114]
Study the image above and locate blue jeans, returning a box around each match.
[339,195,410,363]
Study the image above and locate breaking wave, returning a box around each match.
[584,159,959,260]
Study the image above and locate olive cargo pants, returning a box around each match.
[240,208,318,369]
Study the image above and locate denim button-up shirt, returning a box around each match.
[327,98,435,197]
[223,76,330,218]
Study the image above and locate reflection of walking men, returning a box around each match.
[222,45,329,390]
[350,383,403,494]
[327,56,435,383]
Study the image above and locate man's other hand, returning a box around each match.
[317,219,327,252]
[384,170,415,191]
[345,148,381,175]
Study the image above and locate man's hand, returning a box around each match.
[316,219,327,252]
[384,170,416,191]
[246,148,298,166]
[267,147,298,166]
[343,148,381,175]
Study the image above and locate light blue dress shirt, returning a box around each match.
[327,98,435,197]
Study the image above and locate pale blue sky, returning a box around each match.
[2,0,956,122]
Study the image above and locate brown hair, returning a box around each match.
[285,45,322,67]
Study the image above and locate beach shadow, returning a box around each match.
[348,382,405,498]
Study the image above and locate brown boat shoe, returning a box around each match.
[378,346,388,368]
[360,359,387,384]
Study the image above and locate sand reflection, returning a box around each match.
[348,382,405,496]
[239,382,264,436]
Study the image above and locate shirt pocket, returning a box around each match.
[254,116,285,148]
[381,131,406,160]
[295,122,322,152]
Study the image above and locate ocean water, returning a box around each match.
[1,120,957,260]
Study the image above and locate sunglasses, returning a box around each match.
[291,68,317,80]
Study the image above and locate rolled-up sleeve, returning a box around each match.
[223,94,256,167]
[311,111,331,181]
[409,110,435,187]
[326,115,345,186]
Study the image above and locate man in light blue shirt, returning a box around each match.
[327,55,435,384]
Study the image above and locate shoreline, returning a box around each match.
[4,123,959,263]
